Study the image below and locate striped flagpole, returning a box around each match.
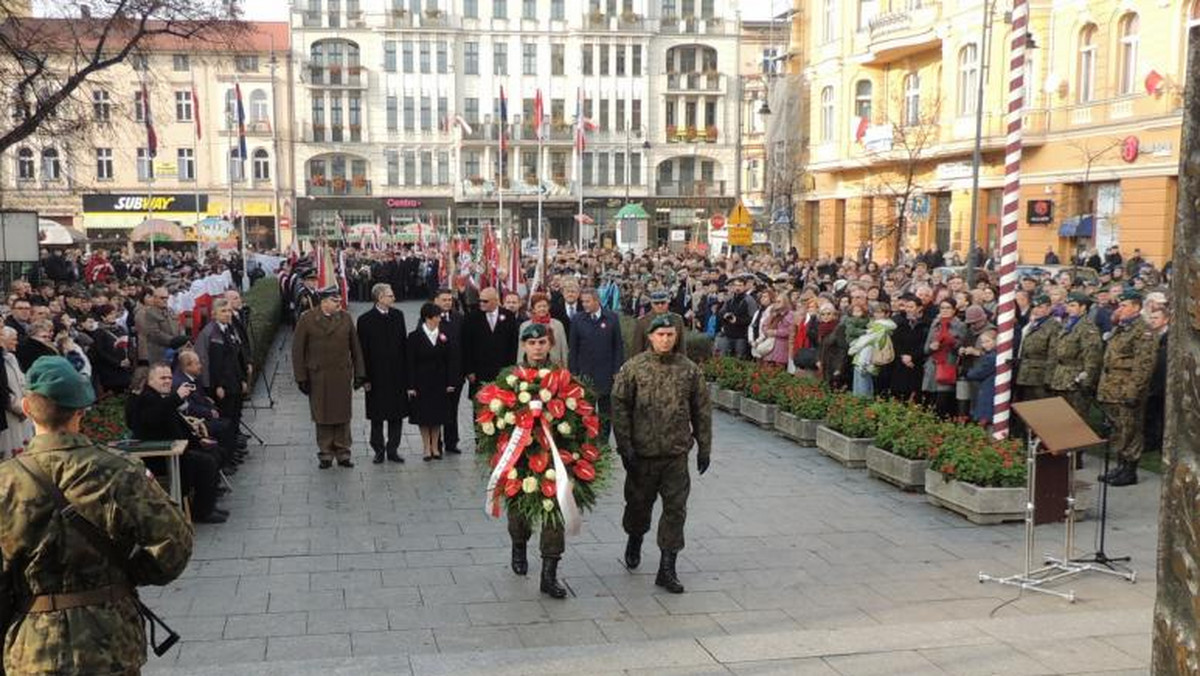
[990,0,1028,439]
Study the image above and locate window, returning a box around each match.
[385,41,397,71]
[93,90,110,121]
[173,54,190,71]
[614,152,625,186]
[403,151,416,185]
[170,91,192,123]
[349,95,362,141]
[599,97,609,130]
[552,97,564,123]
[437,41,448,73]
[15,148,33,179]
[465,97,479,123]
[177,148,195,180]
[857,0,877,31]
[1077,24,1096,103]
[134,90,147,122]
[822,0,835,43]
[96,147,113,180]
[250,89,268,123]
[630,151,641,184]
[420,96,432,130]
[704,100,716,126]
[228,149,245,182]
[465,150,481,179]
[552,44,564,75]
[616,45,626,75]
[551,0,564,20]
[312,93,325,141]
[523,43,537,75]
[523,0,536,19]
[421,151,433,184]
[632,45,642,75]
[438,151,450,184]
[597,153,608,185]
[387,149,400,185]
[616,98,625,131]
[386,96,398,131]
[631,99,641,129]
[329,0,341,26]
[438,96,448,130]
[599,45,609,75]
[1118,13,1139,96]
[465,0,477,17]
[331,96,343,142]
[402,40,414,72]
[854,79,872,120]
[419,42,431,73]
[957,44,978,116]
[820,86,834,142]
[583,45,593,75]
[130,53,149,71]
[253,148,270,180]
[494,42,508,75]
[38,148,59,180]
[494,0,507,18]
[403,96,415,130]
[465,42,479,74]
[137,148,154,181]
[235,55,259,72]
[902,73,920,126]
[582,152,593,184]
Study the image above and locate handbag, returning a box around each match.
[935,360,957,386]
[751,336,776,359]
[871,338,895,366]
[793,347,818,369]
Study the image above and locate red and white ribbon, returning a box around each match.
[484,423,531,519]
[540,417,582,536]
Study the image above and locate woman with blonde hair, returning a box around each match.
[755,294,794,368]
[517,292,569,366]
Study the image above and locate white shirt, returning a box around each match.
[422,323,440,346]
[487,310,498,330]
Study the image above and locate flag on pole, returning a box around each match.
[454,114,474,135]
[337,248,349,308]
[574,88,597,152]
[499,86,509,151]
[506,234,523,295]
[141,82,157,158]
[534,89,544,141]
[191,83,202,140]
[234,83,248,160]
[317,242,336,289]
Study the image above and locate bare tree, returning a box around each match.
[0,0,246,154]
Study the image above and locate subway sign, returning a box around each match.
[83,194,208,213]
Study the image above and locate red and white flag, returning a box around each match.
[141,82,157,158]
[534,89,544,140]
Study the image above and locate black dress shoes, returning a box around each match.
[337,458,355,468]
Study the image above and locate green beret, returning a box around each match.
[1119,288,1143,303]
[520,323,549,341]
[1067,291,1092,305]
[1031,294,1051,307]
[26,356,95,409]
[647,314,676,334]
[649,290,670,303]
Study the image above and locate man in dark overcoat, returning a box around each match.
[293,286,366,468]
[435,287,467,454]
[462,287,519,401]
[568,287,624,440]
[357,283,408,464]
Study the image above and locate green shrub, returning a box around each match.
[823,393,879,438]
[777,377,831,420]
[743,364,789,402]
[701,356,753,392]
[871,399,944,460]
[927,424,1026,487]
[243,277,283,384]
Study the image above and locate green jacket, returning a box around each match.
[1015,317,1062,388]
[612,350,712,462]
[1096,316,1158,404]
[1048,316,1103,392]
[0,433,193,675]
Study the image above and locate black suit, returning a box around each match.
[357,306,409,455]
[439,309,466,452]
[550,298,583,341]
[462,307,519,397]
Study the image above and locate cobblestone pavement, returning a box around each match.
[145,301,1158,675]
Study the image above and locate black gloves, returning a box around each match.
[298,381,311,396]
[697,455,710,475]
[353,377,367,390]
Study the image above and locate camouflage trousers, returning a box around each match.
[507,512,565,559]
[1101,402,1147,465]
[622,454,691,553]
[315,423,352,462]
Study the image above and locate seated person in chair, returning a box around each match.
[173,349,245,466]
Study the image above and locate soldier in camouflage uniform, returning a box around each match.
[0,356,193,675]
[1015,294,1062,403]
[629,290,687,355]
[508,323,567,599]
[612,315,712,594]
[1047,291,1104,424]
[1095,290,1158,487]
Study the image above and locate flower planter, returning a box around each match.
[815,425,871,468]
[708,382,720,404]
[774,412,817,445]
[738,397,776,428]
[712,388,741,413]
[866,446,927,492]
[923,469,1025,525]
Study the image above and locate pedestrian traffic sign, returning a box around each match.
[728,200,753,227]
[710,214,726,229]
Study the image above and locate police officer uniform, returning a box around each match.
[612,315,712,594]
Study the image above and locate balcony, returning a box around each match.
[306,177,372,196]
[664,125,720,144]
[302,10,321,27]
[862,3,942,64]
[581,11,647,30]
[306,64,367,88]
[659,15,725,35]
[656,180,727,197]
[666,71,722,92]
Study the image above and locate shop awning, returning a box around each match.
[614,203,650,220]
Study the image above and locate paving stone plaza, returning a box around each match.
[145,301,1158,675]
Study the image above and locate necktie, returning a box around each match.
[488,313,496,330]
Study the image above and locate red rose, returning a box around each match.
[541,479,556,497]
[504,478,520,497]
[573,460,596,481]
[528,452,549,473]
[580,443,600,462]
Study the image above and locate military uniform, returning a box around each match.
[1015,315,1062,402]
[292,299,366,466]
[612,340,711,593]
[507,355,565,563]
[1096,315,1157,467]
[629,312,686,355]
[1047,314,1104,422]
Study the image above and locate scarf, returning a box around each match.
[793,314,812,351]
[933,317,954,365]
[818,319,838,343]
[532,315,551,325]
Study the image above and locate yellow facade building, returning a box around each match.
[794,0,1190,265]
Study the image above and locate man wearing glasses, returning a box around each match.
[5,299,31,342]
[135,286,182,368]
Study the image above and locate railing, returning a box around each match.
[658,14,723,35]
[581,11,646,30]
[307,64,367,87]
[306,178,372,196]
[664,126,720,144]
[666,72,722,92]
[655,180,726,197]
[386,9,414,28]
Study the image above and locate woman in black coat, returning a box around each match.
[89,304,133,393]
[888,296,929,400]
[407,302,459,461]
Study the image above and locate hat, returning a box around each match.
[26,356,95,409]
[1119,288,1143,303]
[1031,294,1051,307]
[964,305,988,324]
[647,314,676,334]
[649,290,670,303]
[1067,291,1092,305]
[317,285,341,300]
[168,335,191,350]
[520,323,549,341]
[301,268,318,280]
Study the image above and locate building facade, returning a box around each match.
[794,0,1189,265]
[0,22,295,250]
[290,0,739,250]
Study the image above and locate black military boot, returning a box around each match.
[1107,461,1139,487]
[372,448,385,464]
[655,551,685,594]
[540,557,568,599]
[624,534,643,570]
[511,542,528,576]
[1098,461,1123,483]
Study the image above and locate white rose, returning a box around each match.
[504,412,516,424]
[481,421,496,436]
[539,389,553,402]
[544,468,556,481]
[518,391,532,404]
[565,397,578,411]
[542,498,555,511]
[522,477,538,493]
[538,368,550,378]
[496,418,507,429]
[489,399,503,413]
[519,381,530,391]
[505,375,518,387]
[557,422,572,436]
[572,452,580,460]
[507,468,518,480]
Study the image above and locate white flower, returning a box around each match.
[572,452,580,460]
[519,381,530,391]
[518,391,532,404]
[544,468,556,481]
[542,498,555,511]
[539,389,552,402]
[504,412,516,425]
[507,468,518,480]
[489,399,504,413]
[565,397,578,411]
[481,421,496,436]
[557,421,572,436]
[522,477,538,493]
[505,375,518,387]
[538,368,550,378]
[496,418,507,430]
